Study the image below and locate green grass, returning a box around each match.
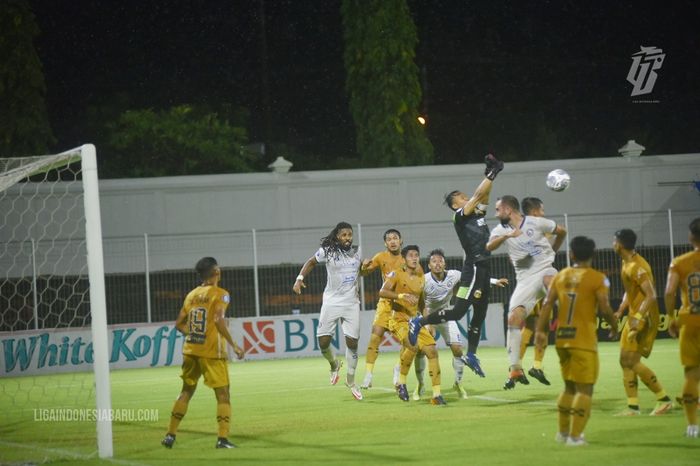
[0,339,696,465]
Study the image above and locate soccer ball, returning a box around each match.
[546,169,571,192]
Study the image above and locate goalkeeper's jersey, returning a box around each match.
[181,285,231,359]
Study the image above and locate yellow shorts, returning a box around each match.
[556,347,599,385]
[390,316,436,350]
[680,324,700,368]
[620,315,658,358]
[372,299,393,330]
[181,354,229,388]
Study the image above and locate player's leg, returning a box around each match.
[632,323,673,415]
[412,350,426,400]
[421,336,446,406]
[520,314,535,363]
[213,386,236,448]
[463,294,489,377]
[680,325,700,437]
[555,348,574,443]
[362,300,392,388]
[504,304,530,389]
[442,321,468,399]
[393,320,414,401]
[317,305,342,384]
[617,346,641,415]
[566,348,598,446]
[341,307,363,400]
[163,355,199,448]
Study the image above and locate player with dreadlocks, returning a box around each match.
[293,221,364,401]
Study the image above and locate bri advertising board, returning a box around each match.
[1,306,505,377]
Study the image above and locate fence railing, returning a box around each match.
[1,208,696,330]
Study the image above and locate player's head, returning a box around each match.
[689,217,700,246]
[569,236,596,264]
[613,228,636,253]
[321,221,354,256]
[195,257,220,282]
[495,195,520,225]
[428,248,446,274]
[521,197,544,217]
[401,245,420,269]
[383,228,402,253]
[444,190,468,211]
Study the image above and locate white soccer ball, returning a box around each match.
[546,169,571,192]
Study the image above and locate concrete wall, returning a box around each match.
[2,152,699,275]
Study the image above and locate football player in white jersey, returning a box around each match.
[293,222,363,401]
[413,249,508,400]
[487,195,566,390]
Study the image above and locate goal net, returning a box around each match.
[0,145,113,460]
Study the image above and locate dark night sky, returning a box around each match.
[29,0,700,168]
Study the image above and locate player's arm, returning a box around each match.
[629,274,656,333]
[379,276,418,306]
[486,227,521,251]
[360,254,379,276]
[213,300,244,359]
[614,293,629,320]
[174,305,189,335]
[293,256,318,294]
[664,264,680,338]
[550,224,567,253]
[490,277,509,287]
[535,281,558,349]
[418,290,426,317]
[595,283,618,340]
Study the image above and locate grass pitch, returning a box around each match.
[0,339,696,465]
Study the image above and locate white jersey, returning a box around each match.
[314,246,360,306]
[490,216,557,281]
[424,270,461,313]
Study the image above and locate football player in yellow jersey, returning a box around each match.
[380,245,446,405]
[536,236,618,446]
[612,229,673,416]
[358,229,405,389]
[665,217,700,438]
[162,257,245,450]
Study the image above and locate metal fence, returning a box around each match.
[1,208,696,330]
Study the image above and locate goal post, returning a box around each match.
[0,144,113,459]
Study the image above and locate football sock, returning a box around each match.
[216,402,231,438]
[570,393,592,438]
[168,398,189,435]
[399,347,417,383]
[452,355,465,384]
[466,301,488,354]
[428,357,442,396]
[365,333,381,367]
[557,391,574,436]
[632,362,664,395]
[520,327,533,360]
[507,326,522,368]
[345,347,358,385]
[682,376,699,425]
[623,368,639,404]
[320,346,335,367]
[414,353,426,385]
[533,343,546,370]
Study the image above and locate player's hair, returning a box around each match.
[383,228,401,240]
[521,197,543,215]
[690,217,700,242]
[320,221,353,259]
[498,195,520,211]
[444,190,461,211]
[570,236,596,262]
[614,228,637,250]
[429,248,445,260]
[401,244,420,257]
[195,257,219,281]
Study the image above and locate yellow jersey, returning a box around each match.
[366,250,406,281]
[385,267,425,320]
[670,250,700,327]
[552,266,610,352]
[621,253,659,318]
[181,285,231,359]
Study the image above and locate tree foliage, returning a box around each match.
[101,105,256,178]
[0,0,54,157]
[341,0,433,167]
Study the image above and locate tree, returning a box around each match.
[0,0,54,157]
[102,105,256,178]
[341,0,433,167]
